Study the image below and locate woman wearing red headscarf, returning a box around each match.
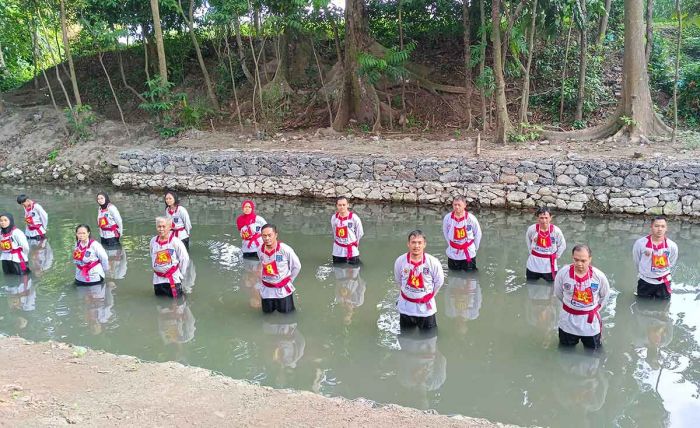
[236,200,267,259]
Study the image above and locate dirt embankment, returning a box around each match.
[1,101,700,185]
[0,336,506,427]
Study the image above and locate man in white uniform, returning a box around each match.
[394,230,445,331]
[17,194,48,240]
[331,196,364,264]
[554,244,610,350]
[632,216,679,300]
[257,224,302,314]
[526,207,566,282]
[443,197,481,271]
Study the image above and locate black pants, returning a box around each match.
[637,278,671,300]
[399,313,437,331]
[154,282,184,298]
[332,256,360,265]
[261,294,295,313]
[558,328,602,349]
[448,257,477,271]
[75,278,104,286]
[242,252,259,260]
[27,235,45,241]
[100,237,120,248]
[2,260,30,275]
[181,238,190,251]
[526,268,555,282]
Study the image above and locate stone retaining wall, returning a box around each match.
[112,149,700,216]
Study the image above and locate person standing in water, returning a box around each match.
[236,200,267,258]
[150,217,190,298]
[17,194,48,240]
[257,224,301,314]
[0,213,30,275]
[525,207,567,282]
[553,244,610,350]
[443,197,481,271]
[96,192,123,248]
[72,224,109,286]
[394,230,445,331]
[164,191,192,250]
[331,196,364,264]
[633,216,679,300]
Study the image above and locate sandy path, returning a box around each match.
[0,336,508,427]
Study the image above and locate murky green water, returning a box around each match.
[1,185,698,427]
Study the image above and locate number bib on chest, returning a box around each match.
[407,270,424,289]
[73,249,86,261]
[241,227,252,240]
[263,261,279,276]
[651,253,669,270]
[571,285,593,306]
[155,250,173,265]
[0,238,12,251]
[335,226,349,239]
[98,216,109,228]
[453,226,467,240]
[25,216,34,225]
[537,234,552,248]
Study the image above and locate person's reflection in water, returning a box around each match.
[526,281,558,348]
[443,272,481,336]
[76,283,114,335]
[181,259,197,294]
[262,315,306,387]
[632,300,673,370]
[157,297,196,363]
[28,239,53,276]
[553,350,609,426]
[106,245,127,280]
[241,257,262,309]
[4,274,35,330]
[396,330,447,410]
[333,265,366,326]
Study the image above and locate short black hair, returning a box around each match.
[536,206,552,216]
[651,215,667,225]
[16,194,27,204]
[261,223,277,234]
[336,196,349,203]
[572,243,592,257]
[408,229,426,241]
[75,224,92,234]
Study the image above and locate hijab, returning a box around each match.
[97,191,111,210]
[0,212,16,235]
[236,200,257,230]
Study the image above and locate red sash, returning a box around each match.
[155,264,181,298]
[335,240,358,259]
[1,231,27,272]
[240,224,262,250]
[400,291,436,310]
[262,276,292,294]
[168,207,186,237]
[531,226,557,275]
[646,235,672,293]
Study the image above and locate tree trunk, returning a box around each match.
[596,0,613,46]
[30,20,40,89]
[575,0,588,121]
[98,52,130,137]
[332,0,378,130]
[543,0,670,141]
[326,8,343,64]
[0,40,6,73]
[672,0,681,142]
[645,0,653,64]
[233,17,254,83]
[519,0,538,125]
[462,0,473,129]
[311,37,334,127]
[559,23,573,122]
[479,0,488,130]
[224,28,244,130]
[399,0,407,127]
[149,0,168,85]
[180,0,220,110]
[491,0,513,144]
[59,0,81,107]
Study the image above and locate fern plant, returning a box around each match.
[357,42,417,86]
